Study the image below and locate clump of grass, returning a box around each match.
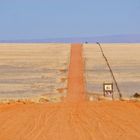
[39,98,49,103]
[59,69,67,72]
[56,88,67,93]
[61,78,67,82]
[133,93,140,98]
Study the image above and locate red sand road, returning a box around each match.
[66,44,85,102]
[0,44,140,140]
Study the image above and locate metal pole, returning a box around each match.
[96,42,122,100]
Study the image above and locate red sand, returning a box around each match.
[0,44,140,140]
[66,44,85,102]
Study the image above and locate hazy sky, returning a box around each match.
[0,0,140,40]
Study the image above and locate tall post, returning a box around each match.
[96,42,122,100]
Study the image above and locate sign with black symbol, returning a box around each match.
[103,83,113,96]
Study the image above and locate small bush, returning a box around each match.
[133,93,140,98]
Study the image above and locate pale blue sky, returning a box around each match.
[0,0,140,40]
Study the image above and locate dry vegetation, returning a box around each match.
[0,44,140,140]
[0,43,71,103]
[83,44,140,99]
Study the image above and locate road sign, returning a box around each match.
[103,83,113,98]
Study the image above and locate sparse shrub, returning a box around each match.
[133,93,140,98]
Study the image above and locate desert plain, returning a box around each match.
[0,43,140,140]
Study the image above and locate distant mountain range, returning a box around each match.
[0,34,140,43]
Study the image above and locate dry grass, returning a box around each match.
[0,43,70,102]
[84,44,140,98]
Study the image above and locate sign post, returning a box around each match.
[103,82,114,99]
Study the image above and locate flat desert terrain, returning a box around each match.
[0,43,140,140]
[84,44,140,98]
[0,43,71,102]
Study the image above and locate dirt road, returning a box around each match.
[66,44,85,102]
[0,44,140,140]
